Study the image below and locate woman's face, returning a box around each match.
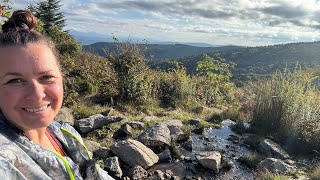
[0,44,63,131]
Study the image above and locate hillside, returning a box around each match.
[149,41,320,85]
[83,42,242,59]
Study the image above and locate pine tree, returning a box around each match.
[28,0,65,33]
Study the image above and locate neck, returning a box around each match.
[23,128,47,145]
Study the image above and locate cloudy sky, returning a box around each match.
[11,0,320,46]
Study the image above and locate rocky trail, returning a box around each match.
[56,109,314,179]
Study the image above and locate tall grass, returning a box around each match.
[250,68,320,153]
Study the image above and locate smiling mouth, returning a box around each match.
[23,104,50,113]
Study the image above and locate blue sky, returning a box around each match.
[11,0,320,46]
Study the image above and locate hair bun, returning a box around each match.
[2,10,37,33]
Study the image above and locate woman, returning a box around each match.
[0,10,114,180]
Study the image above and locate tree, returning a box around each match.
[28,0,65,34]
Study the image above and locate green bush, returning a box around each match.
[250,68,320,153]
[157,63,195,108]
[108,43,152,104]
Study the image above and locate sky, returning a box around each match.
[11,0,320,46]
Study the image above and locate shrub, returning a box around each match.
[108,42,151,104]
[249,68,320,153]
[157,63,196,108]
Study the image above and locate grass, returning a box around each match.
[257,171,291,180]
[309,164,320,180]
[248,69,320,154]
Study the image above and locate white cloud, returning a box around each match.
[8,0,320,46]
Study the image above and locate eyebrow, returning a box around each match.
[2,71,54,78]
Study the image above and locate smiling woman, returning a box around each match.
[0,10,114,180]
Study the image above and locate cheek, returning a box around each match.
[0,88,21,111]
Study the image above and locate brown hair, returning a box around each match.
[0,10,60,67]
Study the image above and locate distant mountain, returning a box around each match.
[150,41,320,85]
[83,42,243,59]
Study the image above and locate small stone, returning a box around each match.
[128,165,148,180]
[105,156,123,178]
[188,118,201,126]
[127,121,145,129]
[121,123,133,135]
[197,151,222,173]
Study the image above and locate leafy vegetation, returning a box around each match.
[0,0,11,20]
[248,69,320,154]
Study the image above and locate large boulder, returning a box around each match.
[196,151,222,173]
[55,107,75,125]
[259,139,290,159]
[110,139,159,169]
[138,123,171,149]
[105,156,123,178]
[74,114,124,133]
[258,158,296,174]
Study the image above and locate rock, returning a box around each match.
[150,162,193,178]
[128,165,148,180]
[149,170,166,180]
[74,114,124,133]
[84,140,101,152]
[164,119,184,128]
[168,125,185,141]
[121,124,133,135]
[183,138,193,152]
[258,158,296,174]
[93,147,111,159]
[138,123,171,149]
[110,139,159,169]
[188,118,201,126]
[112,129,129,140]
[142,116,157,122]
[196,151,222,173]
[259,139,290,159]
[128,121,145,129]
[157,149,172,163]
[105,156,123,178]
[55,107,75,125]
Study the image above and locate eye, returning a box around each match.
[6,78,24,84]
[40,75,55,81]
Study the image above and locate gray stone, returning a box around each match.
[74,114,124,133]
[164,119,184,128]
[93,147,110,159]
[188,118,201,126]
[128,121,145,129]
[258,158,296,174]
[110,139,159,169]
[55,107,75,125]
[121,124,133,135]
[157,149,172,163]
[128,165,148,180]
[168,125,185,141]
[196,151,222,173]
[138,123,171,148]
[259,139,290,159]
[105,156,123,178]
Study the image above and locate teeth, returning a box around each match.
[24,105,49,112]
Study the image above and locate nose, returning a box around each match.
[25,81,46,100]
